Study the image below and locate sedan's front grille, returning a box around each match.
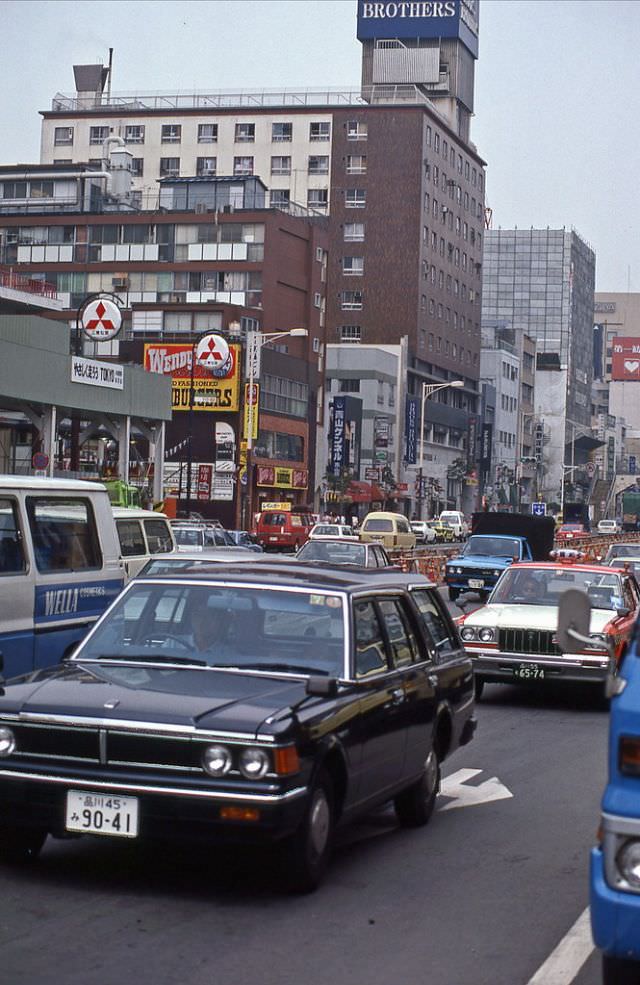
[10,722,204,773]
[499,628,560,656]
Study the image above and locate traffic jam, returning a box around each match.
[3,480,640,978]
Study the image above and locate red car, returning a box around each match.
[556,523,589,542]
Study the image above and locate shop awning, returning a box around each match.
[347,480,385,503]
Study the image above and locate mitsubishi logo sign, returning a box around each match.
[195,333,233,377]
[80,295,123,342]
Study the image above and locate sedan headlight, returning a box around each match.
[617,840,640,888]
[202,744,232,777]
[0,727,15,758]
[239,747,270,779]
[479,628,495,643]
[460,626,477,642]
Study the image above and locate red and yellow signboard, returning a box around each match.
[256,466,308,490]
[144,342,240,412]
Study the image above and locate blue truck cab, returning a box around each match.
[591,627,640,983]
[444,512,556,603]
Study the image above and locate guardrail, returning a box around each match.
[387,531,640,587]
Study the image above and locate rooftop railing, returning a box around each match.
[50,84,434,113]
[0,266,58,298]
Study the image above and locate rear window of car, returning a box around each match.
[364,519,393,532]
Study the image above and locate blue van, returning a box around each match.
[591,630,640,984]
[0,476,124,678]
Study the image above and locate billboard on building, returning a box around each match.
[356,0,479,58]
[143,343,240,412]
[612,338,640,381]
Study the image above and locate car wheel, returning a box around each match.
[603,954,640,985]
[0,824,47,864]
[283,768,334,893]
[448,587,459,602]
[474,677,485,701]
[394,748,440,827]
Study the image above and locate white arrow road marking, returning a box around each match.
[526,906,594,985]
[438,768,513,811]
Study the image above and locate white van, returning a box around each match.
[439,510,469,539]
[0,476,125,679]
[112,507,175,579]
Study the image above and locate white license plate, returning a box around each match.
[468,578,485,589]
[66,790,139,838]
[514,663,545,680]
[269,536,278,542]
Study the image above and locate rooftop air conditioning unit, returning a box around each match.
[222,205,234,213]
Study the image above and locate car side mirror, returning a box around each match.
[556,589,591,653]
[616,606,631,618]
[306,676,338,697]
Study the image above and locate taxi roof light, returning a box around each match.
[548,549,586,564]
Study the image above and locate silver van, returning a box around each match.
[112,507,175,580]
[0,476,124,678]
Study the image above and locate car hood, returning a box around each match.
[448,555,513,567]
[0,662,310,736]
[463,603,614,633]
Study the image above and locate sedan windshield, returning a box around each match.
[173,528,205,547]
[462,537,520,557]
[607,545,640,560]
[491,567,625,610]
[77,582,345,676]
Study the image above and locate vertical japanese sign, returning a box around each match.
[243,382,259,441]
[330,396,346,476]
[404,395,418,465]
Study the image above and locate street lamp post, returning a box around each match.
[416,380,464,519]
[244,328,308,529]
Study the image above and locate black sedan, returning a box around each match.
[0,563,475,891]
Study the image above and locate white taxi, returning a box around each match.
[457,553,640,699]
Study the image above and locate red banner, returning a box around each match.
[612,338,640,381]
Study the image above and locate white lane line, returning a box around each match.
[526,906,594,985]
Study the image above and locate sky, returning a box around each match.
[1,0,639,291]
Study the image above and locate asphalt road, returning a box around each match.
[0,617,609,985]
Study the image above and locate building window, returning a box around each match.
[341,291,363,310]
[340,325,361,342]
[434,133,440,153]
[343,256,364,276]
[310,121,331,141]
[421,294,427,311]
[307,188,328,210]
[272,122,292,142]
[161,124,181,143]
[54,127,73,145]
[159,157,180,177]
[53,159,72,164]
[89,126,110,145]
[346,155,367,174]
[233,156,254,175]
[235,122,255,142]
[308,155,329,174]
[29,180,54,199]
[125,125,145,144]
[196,157,216,176]
[131,158,144,177]
[347,121,368,141]
[270,189,290,207]
[339,378,361,392]
[198,124,218,143]
[271,155,291,175]
[344,222,364,242]
[345,188,366,209]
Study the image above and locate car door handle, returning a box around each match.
[428,674,438,688]
[390,687,405,705]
